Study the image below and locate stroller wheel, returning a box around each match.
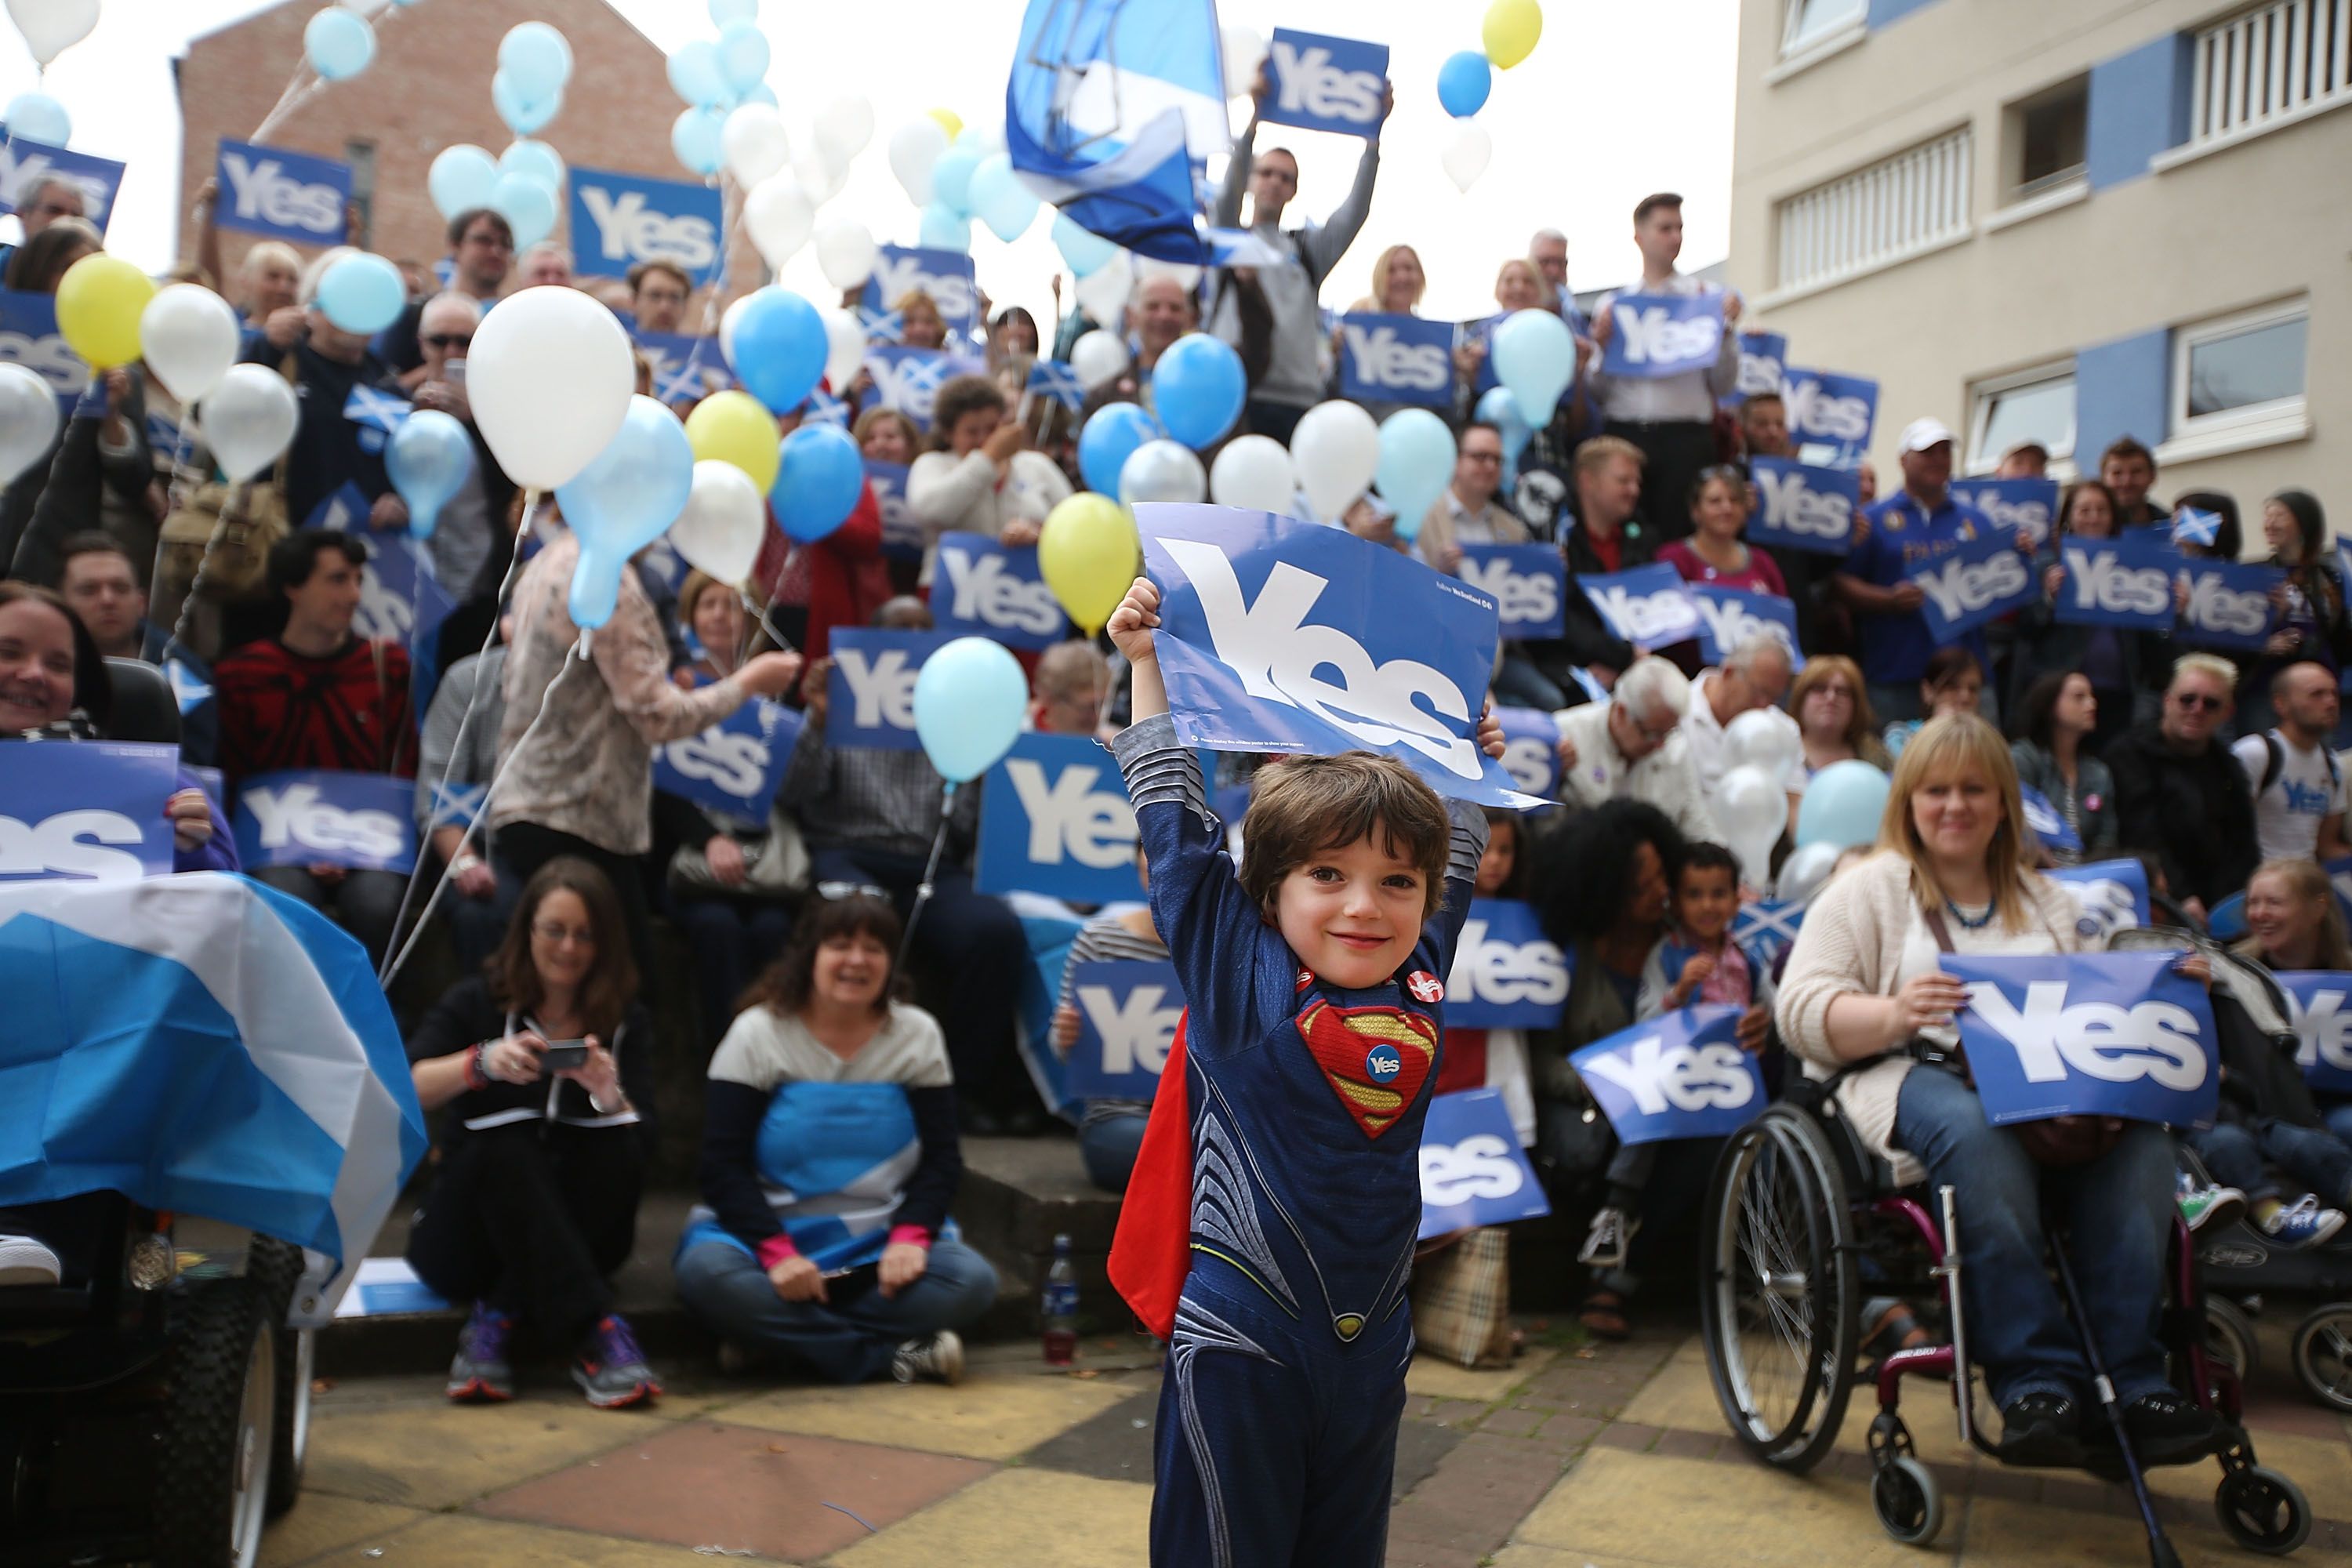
[1871,1455,1942,1548]
[2288,1304,2352,1414]
[2203,1296,2259,1386]
[2214,1465,2311,1556]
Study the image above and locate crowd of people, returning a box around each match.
[2,85,2347,1472]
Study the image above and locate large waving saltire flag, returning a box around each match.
[1006,0,1228,263]
[0,873,427,1323]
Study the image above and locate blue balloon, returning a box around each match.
[968,153,1040,243]
[498,139,565,197]
[429,145,499,220]
[387,410,475,542]
[3,92,71,147]
[492,70,561,136]
[557,396,695,632]
[1051,213,1119,279]
[931,146,982,216]
[1437,51,1493,118]
[740,82,779,107]
[489,169,557,252]
[730,288,828,414]
[771,423,863,543]
[715,21,770,95]
[303,7,376,82]
[1476,386,1530,460]
[709,0,758,25]
[1490,308,1575,425]
[316,252,405,335]
[918,203,971,253]
[667,39,728,107]
[1795,759,1892,849]
[912,636,1029,784]
[1374,409,1457,545]
[1077,401,1162,497]
[671,104,726,177]
[1149,333,1246,450]
[498,22,572,103]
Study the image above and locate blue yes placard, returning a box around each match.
[932,532,1069,650]
[0,136,124,230]
[1418,1089,1550,1239]
[1780,367,1878,450]
[1492,706,1561,799]
[975,732,1142,903]
[2045,858,2152,944]
[2052,531,2180,630]
[1444,899,1570,1029]
[214,139,350,245]
[1599,292,1724,380]
[2273,971,2352,1094]
[0,288,89,412]
[1907,528,2034,644]
[1577,561,1700,650]
[2175,559,2285,652]
[1570,1005,1765,1145]
[1689,583,1803,669]
[1948,477,2061,550]
[233,771,419,874]
[1261,30,1390,139]
[1746,457,1858,556]
[826,629,951,752]
[1947,951,2218,1129]
[1456,545,1566,639]
[866,461,919,563]
[0,742,180,883]
[1335,313,1454,408]
[862,347,963,430]
[569,165,724,281]
[1063,960,1182,1101]
[862,246,981,338]
[651,696,801,820]
[1730,331,1787,401]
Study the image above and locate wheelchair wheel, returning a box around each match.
[2289,1304,2352,1414]
[2203,1296,2259,1393]
[1700,1104,1860,1473]
[2214,1465,2311,1555]
[154,1276,275,1568]
[246,1236,311,1519]
[1871,1455,1942,1548]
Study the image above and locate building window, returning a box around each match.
[1773,125,1973,294]
[2189,0,2352,147]
[2006,78,2087,198]
[344,139,376,249]
[2172,300,2308,439]
[1969,365,2077,471]
[1782,0,1867,55]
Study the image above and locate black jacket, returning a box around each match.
[235,335,401,530]
[2104,724,2261,908]
[405,975,657,1149]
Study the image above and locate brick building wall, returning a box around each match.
[175,0,765,309]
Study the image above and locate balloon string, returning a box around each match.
[678,175,748,397]
[249,1,410,144]
[736,588,797,664]
[164,480,254,655]
[146,412,198,644]
[894,785,955,976]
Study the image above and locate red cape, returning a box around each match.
[1107,1012,1192,1338]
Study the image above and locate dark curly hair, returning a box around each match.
[739,893,906,1018]
[1527,800,1686,946]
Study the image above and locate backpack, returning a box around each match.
[2255,729,2342,797]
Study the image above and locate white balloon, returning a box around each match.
[1710,763,1790,889]
[743,174,814,267]
[720,103,791,187]
[1208,434,1294,514]
[1069,328,1129,390]
[887,118,948,208]
[1724,707,1802,780]
[1776,839,1844,906]
[138,284,241,404]
[1220,24,1267,99]
[1120,439,1206,505]
[814,94,874,164]
[822,309,866,393]
[1441,122,1493,193]
[1073,249,1132,327]
[198,364,299,484]
[0,362,60,485]
[7,0,99,67]
[466,285,637,490]
[669,461,767,586]
[814,220,877,292]
[791,147,844,207]
[1290,401,1381,522]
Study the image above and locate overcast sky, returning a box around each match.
[2,0,1737,322]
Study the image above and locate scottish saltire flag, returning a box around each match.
[1135,503,1540,808]
[1007,0,1227,262]
[1418,1089,1550,1239]
[1445,900,1570,1029]
[1026,358,1086,412]
[1578,561,1702,650]
[857,306,905,344]
[1062,960,1181,1100]
[2046,858,2151,943]
[1948,952,2218,1129]
[426,782,487,833]
[1571,1006,1766,1144]
[2017,782,2084,856]
[2172,506,2223,549]
[0,742,180,883]
[163,654,213,720]
[0,873,427,1320]
[2273,971,2352,1094]
[343,383,411,440]
[639,332,729,405]
[801,387,851,427]
[1733,898,1806,963]
[1206,227,1288,267]
[862,347,960,430]
[1599,292,1726,380]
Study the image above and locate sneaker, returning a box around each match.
[1577,1207,1639,1269]
[2258,1196,2347,1250]
[445,1301,515,1403]
[1997,1392,2085,1468]
[2179,1182,2249,1235]
[891,1329,965,1385]
[0,1232,61,1287]
[2122,1388,2221,1466]
[572,1315,662,1408]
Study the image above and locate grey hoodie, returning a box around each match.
[1206,121,1381,410]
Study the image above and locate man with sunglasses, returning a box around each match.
[409,292,515,594]
[0,172,85,278]
[2107,654,2262,920]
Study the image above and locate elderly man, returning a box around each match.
[405,292,516,594]
[516,241,574,289]
[0,171,85,274]
[1530,227,1570,314]
[1552,657,1716,841]
[2108,655,2263,920]
[1682,637,1796,797]
[628,259,693,335]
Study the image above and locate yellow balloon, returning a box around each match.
[684,390,781,495]
[54,254,155,372]
[1039,492,1140,635]
[1483,0,1543,69]
[927,107,964,142]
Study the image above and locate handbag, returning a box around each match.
[667,801,811,899]
[1410,1226,1515,1369]
[156,352,299,607]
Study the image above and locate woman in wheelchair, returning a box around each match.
[1777,714,2218,1469]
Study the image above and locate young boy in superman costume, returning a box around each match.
[1104,575,1504,1567]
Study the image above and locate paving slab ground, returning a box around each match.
[261,1313,2352,1568]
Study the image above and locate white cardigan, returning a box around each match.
[906,448,1073,584]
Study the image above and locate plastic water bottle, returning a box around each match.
[1042,1232,1078,1366]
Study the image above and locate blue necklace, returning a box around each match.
[1944,896,1996,931]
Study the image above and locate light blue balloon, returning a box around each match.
[918,203,971,253]
[2,93,70,148]
[1149,333,1246,451]
[558,396,695,632]
[1374,410,1457,545]
[671,104,727,178]
[709,0,758,25]
[730,287,827,413]
[715,21,770,95]
[667,39,728,107]
[429,145,499,220]
[303,6,377,82]
[316,252,405,335]
[931,145,982,217]
[1795,759,1892,849]
[387,409,475,542]
[1051,213,1118,279]
[1077,401,1161,496]
[1490,309,1575,425]
[1475,386,1530,487]
[498,21,572,102]
[498,139,565,197]
[772,423,863,543]
[489,169,557,252]
[740,82,779,107]
[492,70,561,136]
[1437,51,1492,118]
[912,636,1028,784]
[967,153,1040,244]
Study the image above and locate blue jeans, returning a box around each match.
[2190,1117,2352,1207]
[2323,1099,2352,1167]
[1079,1111,1148,1193]
[1893,1064,2175,1409]
[674,1236,999,1384]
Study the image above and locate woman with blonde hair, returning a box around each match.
[893,289,949,351]
[1349,244,1426,316]
[1777,715,2213,1468]
[1785,654,1889,817]
[2232,858,2352,1207]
